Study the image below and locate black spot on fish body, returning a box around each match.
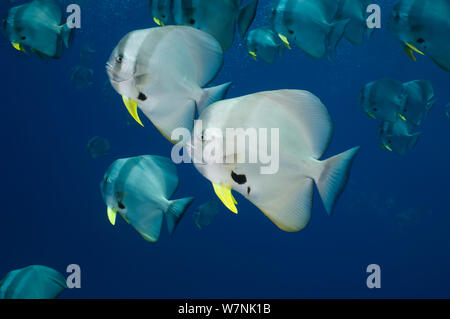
[138,92,147,101]
[247,187,251,195]
[231,171,247,185]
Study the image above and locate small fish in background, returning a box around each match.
[149,0,174,27]
[377,120,420,156]
[270,0,349,59]
[172,0,259,50]
[388,0,450,72]
[79,43,96,66]
[70,65,94,90]
[385,197,396,210]
[395,206,432,229]
[100,155,194,242]
[2,0,74,58]
[0,265,66,299]
[192,90,360,232]
[245,26,286,64]
[106,26,231,142]
[360,78,435,155]
[401,80,435,126]
[335,0,374,45]
[359,78,407,122]
[360,79,435,125]
[192,201,220,229]
[86,136,110,159]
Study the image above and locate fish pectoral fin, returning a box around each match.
[278,34,291,50]
[11,42,26,53]
[249,51,257,61]
[403,42,424,61]
[366,112,376,119]
[122,96,144,127]
[405,42,425,56]
[212,182,238,214]
[122,215,130,224]
[403,45,416,61]
[398,113,407,121]
[153,17,164,26]
[107,206,117,226]
[384,144,393,152]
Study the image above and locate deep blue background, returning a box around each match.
[0,0,449,298]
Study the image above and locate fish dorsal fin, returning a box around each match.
[179,27,224,86]
[33,0,63,24]
[262,90,333,159]
[316,0,340,22]
[139,155,179,199]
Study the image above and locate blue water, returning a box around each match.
[1,0,449,298]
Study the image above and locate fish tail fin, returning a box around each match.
[197,82,232,115]
[327,19,349,58]
[314,146,360,215]
[408,133,420,150]
[237,0,259,38]
[166,196,194,235]
[60,23,74,48]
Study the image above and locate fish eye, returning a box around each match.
[162,14,166,18]
[373,108,377,111]
[416,38,425,43]
[189,19,195,25]
[21,36,26,40]
[116,55,123,64]
[288,30,294,35]
[118,202,125,209]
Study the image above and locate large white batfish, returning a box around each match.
[191,90,360,232]
[106,26,231,142]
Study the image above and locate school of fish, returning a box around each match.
[1,0,449,299]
